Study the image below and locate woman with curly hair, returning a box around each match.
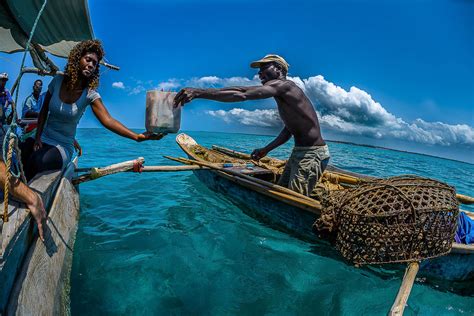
[22,40,162,180]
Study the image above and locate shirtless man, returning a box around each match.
[174,54,330,196]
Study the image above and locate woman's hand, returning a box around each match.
[136,132,165,142]
[33,139,43,151]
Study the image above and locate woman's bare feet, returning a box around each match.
[26,192,46,242]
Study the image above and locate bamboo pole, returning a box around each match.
[456,193,474,205]
[164,156,322,208]
[139,165,207,172]
[389,262,419,316]
[325,172,473,204]
[215,169,321,214]
[212,145,474,204]
[73,164,212,184]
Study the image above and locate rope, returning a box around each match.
[2,0,48,222]
[132,160,144,173]
[13,0,49,106]
[2,138,14,222]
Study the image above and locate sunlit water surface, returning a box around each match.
[70,129,474,315]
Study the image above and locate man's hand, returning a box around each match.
[136,131,165,142]
[73,139,82,157]
[251,148,268,161]
[174,88,200,108]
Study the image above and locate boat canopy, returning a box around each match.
[0,0,94,70]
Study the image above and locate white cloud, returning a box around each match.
[115,74,473,147]
[129,85,146,95]
[208,108,282,128]
[197,75,474,147]
[156,79,180,91]
[186,76,259,88]
[112,81,125,89]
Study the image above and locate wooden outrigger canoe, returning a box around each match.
[0,0,119,314]
[176,133,474,290]
[0,158,79,315]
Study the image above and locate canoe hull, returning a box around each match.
[192,167,474,286]
[0,159,80,315]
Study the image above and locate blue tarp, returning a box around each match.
[455,212,474,244]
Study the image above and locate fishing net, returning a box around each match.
[313,176,459,265]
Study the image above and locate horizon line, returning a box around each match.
[76,127,474,166]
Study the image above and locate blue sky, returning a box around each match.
[1,0,473,162]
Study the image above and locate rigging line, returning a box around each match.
[14,0,49,106]
[3,0,49,179]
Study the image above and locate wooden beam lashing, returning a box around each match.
[73,157,145,184]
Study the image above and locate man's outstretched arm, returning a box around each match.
[251,127,292,160]
[174,84,279,106]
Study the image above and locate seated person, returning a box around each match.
[19,80,82,166]
[0,72,13,129]
[22,40,163,181]
[22,79,44,119]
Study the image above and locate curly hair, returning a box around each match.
[64,40,104,90]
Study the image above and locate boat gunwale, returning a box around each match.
[175,133,474,256]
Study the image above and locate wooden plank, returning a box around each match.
[451,243,474,254]
[166,156,323,209]
[6,178,79,315]
[0,170,62,313]
[0,158,77,314]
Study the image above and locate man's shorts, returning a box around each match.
[278,145,330,197]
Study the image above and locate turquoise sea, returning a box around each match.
[71,129,474,315]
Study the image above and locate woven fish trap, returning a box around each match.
[315,176,459,265]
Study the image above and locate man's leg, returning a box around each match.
[0,161,46,241]
[277,162,292,187]
[287,149,323,197]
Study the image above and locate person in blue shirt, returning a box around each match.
[22,79,44,119]
[19,78,83,166]
[0,72,13,128]
[22,40,163,180]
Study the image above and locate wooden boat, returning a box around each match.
[0,1,119,314]
[0,158,79,315]
[176,133,474,290]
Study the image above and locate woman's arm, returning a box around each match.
[34,91,52,150]
[90,98,163,142]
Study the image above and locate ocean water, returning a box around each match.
[70,129,474,315]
